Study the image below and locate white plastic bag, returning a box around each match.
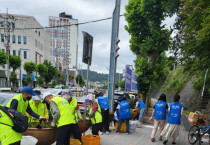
[21,136,38,145]
[129,120,138,133]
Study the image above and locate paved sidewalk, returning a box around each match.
[85,124,191,145]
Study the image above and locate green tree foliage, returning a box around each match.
[24,62,36,86]
[119,80,125,91]
[174,0,210,70]
[9,55,21,73]
[9,55,21,89]
[43,60,57,84]
[0,50,7,65]
[37,64,48,78]
[36,77,44,86]
[76,75,85,87]
[124,0,179,65]
[10,73,18,88]
[69,74,74,81]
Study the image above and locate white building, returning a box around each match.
[0,13,50,87]
[46,12,78,84]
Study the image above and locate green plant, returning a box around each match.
[0,50,7,65]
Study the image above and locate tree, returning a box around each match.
[69,74,74,81]
[119,80,125,91]
[9,55,21,89]
[37,63,48,86]
[43,60,57,85]
[124,0,180,103]
[124,0,179,66]
[23,62,36,87]
[0,50,7,65]
[76,75,85,87]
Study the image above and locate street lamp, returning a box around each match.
[19,48,29,87]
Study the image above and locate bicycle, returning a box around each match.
[188,124,210,145]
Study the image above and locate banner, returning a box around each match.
[125,65,138,92]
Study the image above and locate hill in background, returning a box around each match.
[79,69,123,83]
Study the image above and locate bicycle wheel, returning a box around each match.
[199,130,210,145]
[188,125,200,144]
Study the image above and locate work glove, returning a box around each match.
[51,122,56,127]
[31,117,36,120]
[39,116,47,123]
[77,110,83,120]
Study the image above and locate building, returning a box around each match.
[46,12,78,85]
[0,13,50,87]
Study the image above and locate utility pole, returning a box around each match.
[108,0,121,113]
[1,9,15,87]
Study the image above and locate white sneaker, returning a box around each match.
[99,131,103,135]
[106,131,109,135]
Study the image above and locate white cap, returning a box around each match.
[42,91,53,100]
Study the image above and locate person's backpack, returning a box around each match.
[0,105,28,133]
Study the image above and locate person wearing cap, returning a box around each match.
[0,104,22,145]
[26,90,49,125]
[95,92,110,135]
[61,89,82,142]
[85,94,102,135]
[116,94,131,135]
[42,91,72,145]
[6,87,47,122]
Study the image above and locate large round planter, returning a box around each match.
[23,128,56,145]
[78,119,91,133]
[130,112,138,120]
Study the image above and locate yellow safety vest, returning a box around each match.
[51,97,71,127]
[0,104,22,145]
[28,100,45,123]
[6,94,28,115]
[89,102,102,124]
[69,97,78,124]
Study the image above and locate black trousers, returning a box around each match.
[92,123,102,135]
[100,109,109,132]
[57,124,71,145]
[10,141,20,145]
[70,123,81,142]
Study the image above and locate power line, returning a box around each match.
[0,14,124,30]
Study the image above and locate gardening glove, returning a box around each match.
[77,110,83,120]
[39,116,47,123]
[51,122,56,127]
[31,117,36,120]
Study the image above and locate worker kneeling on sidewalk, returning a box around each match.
[42,92,72,145]
[85,94,102,135]
[26,90,49,127]
[61,89,82,142]
[0,104,22,145]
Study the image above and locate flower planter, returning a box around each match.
[23,128,56,145]
[78,119,91,133]
[130,112,138,120]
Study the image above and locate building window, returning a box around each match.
[18,36,21,44]
[18,50,20,56]
[1,34,4,42]
[12,35,15,43]
[13,50,16,56]
[23,36,27,44]
[24,51,27,59]
[38,31,40,36]
[0,21,4,27]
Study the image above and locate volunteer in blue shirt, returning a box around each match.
[148,94,168,142]
[116,94,131,135]
[160,94,183,145]
[96,92,110,135]
[133,98,146,127]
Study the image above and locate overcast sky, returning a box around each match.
[0,0,175,74]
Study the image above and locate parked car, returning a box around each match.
[77,95,89,114]
[16,87,23,93]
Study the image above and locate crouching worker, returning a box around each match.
[116,95,131,135]
[0,104,22,145]
[61,89,82,142]
[85,94,102,135]
[42,92,72,145]
[26,90,49,127]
